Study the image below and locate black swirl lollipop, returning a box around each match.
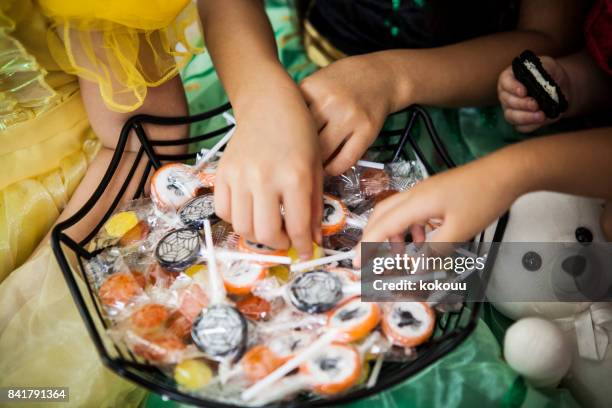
[155,228,200,272]
[179,194,218,229]
[191,304,248,361]
[289,270,343,314]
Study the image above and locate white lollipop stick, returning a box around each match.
[196,113,236,167]
[356,160,385,170]
[241,329,338,401]
[366,354,384,388]
[203,219,226,304]
[290,250,356,273]
[201,248,292,265]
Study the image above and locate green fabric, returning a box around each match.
[167,1,582,407]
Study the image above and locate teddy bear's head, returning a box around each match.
[484,192,609,320]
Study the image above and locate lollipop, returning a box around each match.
[119,220,150,246]
[359,167,390,197]
[191,303,248,361]
[247,342,362,404]
[150,163,205,211]
[179,194,218,230]
[288,270,343,314]
[174,359,214,390]
[130,303,169,333]
[300,343,362,395]
[168,283,209,339]
[381,302,435,347]
[103,211,139,239]
[241,345,286,382]
[327,297,381,343]
[191,220,248,361]
[98,272,144,310]
[155,228,200,272]
[131,332,186,363]
[322,194,349,236]
[222,263,268,295]
[236,295,271,321]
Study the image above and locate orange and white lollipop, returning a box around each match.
[381,302,435,348]
[150,163,205,211]
[327,297,381,343]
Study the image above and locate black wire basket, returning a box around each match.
[51,104,508,407]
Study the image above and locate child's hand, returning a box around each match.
[300,55,399,175]
[215,90,323,260]
[354,159,520,266]
[498,56,569,133]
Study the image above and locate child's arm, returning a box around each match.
[300,0,586,175]
[354,127,612,259]
[500,50,612,132]
[198,0,322,259]
[38,77,189,248]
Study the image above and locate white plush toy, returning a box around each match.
[484,192,612,407]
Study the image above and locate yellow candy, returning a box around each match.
[269,265,290,283]
[288,243,325,262]
[174,359,213,390]
[103,211,139,238]
[185,264,207,278]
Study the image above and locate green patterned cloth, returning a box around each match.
[152,1,581,407]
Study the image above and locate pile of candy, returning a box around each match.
[85,150,433,405]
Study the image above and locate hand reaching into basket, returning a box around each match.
[214,88,323,260]
[354,128,612,266]
[299,54,401,176]
[353,157,518,267]
[199,0,323,260]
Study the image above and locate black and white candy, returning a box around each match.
[191,304,248,361]
[179,194,217,229]
[289,270,343,314]
[155,228,200,272]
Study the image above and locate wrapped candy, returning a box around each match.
[150,163,208,211]
[155,228,201,272]
[83,158,436,406]
[179,194,218,230]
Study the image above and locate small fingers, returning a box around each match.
[325,132,371,176]
[504,108,545,127]
[310,164,324,245]
[319,122,350,162]
[253,191,289,249]
[213,179,231,221]
[499,91,539,112]
[231,188,254,239]
[283,186,314,260]
[499,67,527,97]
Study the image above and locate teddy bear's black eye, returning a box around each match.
[575,227,593,244]
[522,251,542,271]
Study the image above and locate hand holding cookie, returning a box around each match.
[498,52,570,133]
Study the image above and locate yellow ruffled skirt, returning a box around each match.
[0,246,147,407]
[1,0,203,405]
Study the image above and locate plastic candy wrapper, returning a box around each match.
[87,198,167,253]
[83,159,438,406]
[323,160,422,221]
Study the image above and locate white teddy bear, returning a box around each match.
[484,192,612,407]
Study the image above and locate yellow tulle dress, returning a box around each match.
[0,0,202,406]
